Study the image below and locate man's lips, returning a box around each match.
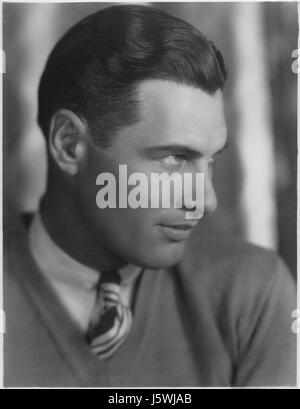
[157,222,197,242]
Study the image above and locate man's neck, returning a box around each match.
[41,188,126,273]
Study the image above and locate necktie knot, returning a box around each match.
[98,270,121,286]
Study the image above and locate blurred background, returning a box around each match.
[3,2,298,279]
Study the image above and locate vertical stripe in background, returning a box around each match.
[232,3,278,250]
[17,4,59,212]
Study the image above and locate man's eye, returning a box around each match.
[161,154,186,168]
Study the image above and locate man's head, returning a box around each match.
[38,5,227,270]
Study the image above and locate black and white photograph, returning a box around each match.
[1,1,298,389]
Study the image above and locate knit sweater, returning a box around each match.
[3,222,296,387]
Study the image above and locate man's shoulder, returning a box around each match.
[175,234,296,388]
[178,232,293,293]
[3,220,86,387]
[175,233,296,353]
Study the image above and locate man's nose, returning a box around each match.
[181,163,217,215]
[203,173,217,215]
[190,160,218,215]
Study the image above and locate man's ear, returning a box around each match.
[48,109,88,175]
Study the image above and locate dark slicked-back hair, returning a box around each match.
[38,5,226,147]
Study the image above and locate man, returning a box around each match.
[4,5,296,387]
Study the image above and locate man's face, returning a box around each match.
[76,80,227,269]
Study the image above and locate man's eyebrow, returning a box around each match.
[143,141,229,157]
[142,145,202,157]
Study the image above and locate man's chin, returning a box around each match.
[134,241,186,270]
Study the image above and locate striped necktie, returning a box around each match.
[86,270,132,360]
